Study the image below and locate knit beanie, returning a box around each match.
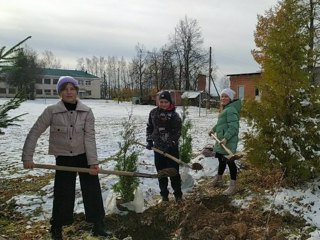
[56,76,79,93]
[220,88,235,101]
[159,91,172,103]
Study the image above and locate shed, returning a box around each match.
[181,91,207,106]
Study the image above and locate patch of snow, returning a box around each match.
[1,98,319,239]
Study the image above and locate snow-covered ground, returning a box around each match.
[0,98,319,239]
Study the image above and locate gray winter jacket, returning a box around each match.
[22,100,98,165]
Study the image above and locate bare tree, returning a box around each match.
[159,47,177,90]
[106,56,117,98]
[170,16,207,90]
[38,50,61,69]
[119,57,129,88]
[76,57,85,71]
[144,49,160,91]
[131,43,148,100]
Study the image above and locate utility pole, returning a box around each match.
[209,47,220,100]
[207,47,212,110]
[117,67,120,104]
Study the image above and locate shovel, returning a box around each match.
[135,142,203,171]
[210,134,244,161]
[33,163,177,178]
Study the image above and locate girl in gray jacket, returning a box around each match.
[22,76,109,239]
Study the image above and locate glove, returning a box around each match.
[208,130,214,136]
[219,138,227,145]
[146,140,153,150]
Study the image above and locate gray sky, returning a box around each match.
[1,0,278,78]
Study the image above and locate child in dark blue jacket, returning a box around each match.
[146,91,183,202]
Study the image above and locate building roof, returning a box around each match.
[227,71,262,77]
[41,68,99,79]
[181,91,200,99]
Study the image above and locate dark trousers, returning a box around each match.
[154,147,182,199]
[50,153,105,227]
[216,152,237,180]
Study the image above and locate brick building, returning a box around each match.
[228,72,262,100]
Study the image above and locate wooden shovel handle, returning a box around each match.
[33,163,157,178]
[135,142,191,168]
[210,134,234,156]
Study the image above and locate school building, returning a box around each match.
[0,68,101,99]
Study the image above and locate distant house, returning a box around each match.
[228,69,320,100]
[0,68,101,99]
[228,72,262,100]
[154,74,220,107]
[181,91,211,107]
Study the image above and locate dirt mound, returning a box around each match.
[100,176,309,240]
[0,164,312,240]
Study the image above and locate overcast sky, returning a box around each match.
[1,0,278,78]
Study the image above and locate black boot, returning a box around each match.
[175,195,183,203]
[92,221,111,237]
[50,225,62,240]
[162,195,169,202]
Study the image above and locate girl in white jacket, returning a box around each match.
[22,76,110,239]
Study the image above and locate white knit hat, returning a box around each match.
[220,88,235,101]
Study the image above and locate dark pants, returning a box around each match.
[154,147,182,199]
[216,152,237,180]
[50,153,105,227]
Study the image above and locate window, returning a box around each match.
[86,90,91,96]
[85,81,91,86]
[53,79,58,84]
[9,88,16,94]
[238,86,245,99]
[0,88,6,94]
[44,89,51,95]
[255,88,260,96]
[44,79,51,84]
[36,89,43,95]
[79,80,84,85]
[53,90,58,95]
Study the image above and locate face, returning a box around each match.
[59,83,78,103]
[220,93,231,106]
[159,99,170,110]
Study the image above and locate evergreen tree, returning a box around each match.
[179,99,193,164]
[245,0,320,183]
[0,37,30,134]
[0,36,31,74]
[7,48,42,100]
[113,115,140,202]
[0,93,27,134]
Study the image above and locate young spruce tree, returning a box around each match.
[179,98,193,164]
[113,115,140,202]
[244,0,320,183]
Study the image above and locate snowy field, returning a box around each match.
[0,98,320,239]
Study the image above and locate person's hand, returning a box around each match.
[89,164,100,175]
[146,140,153,150]
[219,138,227,145]
[23,161,34,169]
[208,130,214,136]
